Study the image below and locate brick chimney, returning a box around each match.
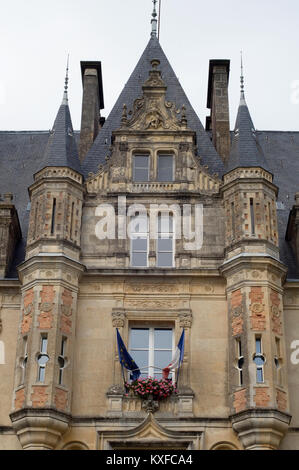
[0,194,21,278]
[206,60,230,163]
[79,61,104,163]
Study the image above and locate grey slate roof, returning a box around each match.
[39,102,81,174]
[82,36,225,178]
[227,92,269,171]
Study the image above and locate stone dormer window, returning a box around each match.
[157,154,174,182]
[133,155,150,182]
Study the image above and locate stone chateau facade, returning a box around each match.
[0,19,299,450]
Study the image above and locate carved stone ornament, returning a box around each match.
[24,303,33,316]
[233,306,243,317]
[112,310,126,328]
[61,305,72,317]
[40,302,52,313]
[178,311,193,328]
[142,396,159,414]
[251,303,264,315]
[271,305,280,317]
[107,384,125,396]
[120,59,189,132]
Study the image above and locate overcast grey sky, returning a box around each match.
[1,0,299,131]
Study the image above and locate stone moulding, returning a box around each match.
[230,408,291,450]
[10,408,71,450]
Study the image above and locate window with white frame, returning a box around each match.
[157,154,174,181]
[253,336,265,383]
[130,214,149,268]
[157,213,174,268]
[37,335,49,382]
[133,155,150,182]
[129,327,174,380]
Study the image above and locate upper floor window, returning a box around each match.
[157,214,174,268]
[130,214,148,268]
[157,155,174,182]
[133,155,149,182]
[129,327,174,380]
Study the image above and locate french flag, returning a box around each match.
[162,329,185,379]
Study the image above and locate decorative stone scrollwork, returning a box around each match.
[178,310,192,328]
[142,397,159,414]
[112,309,126,328]
[107,384,124,396]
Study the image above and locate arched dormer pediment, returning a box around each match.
[98,412,201,450]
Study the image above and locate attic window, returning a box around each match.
[157,155,174,182]
[133,155,149,182]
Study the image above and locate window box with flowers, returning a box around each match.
[125,377,177,401]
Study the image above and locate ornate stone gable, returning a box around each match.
[120,59,188,132]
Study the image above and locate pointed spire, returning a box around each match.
[151,0,158,38]
[62,54,69,105]
[226,55,268,172]
[38,58,81,174]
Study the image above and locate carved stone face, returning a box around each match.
[145,111,163,129]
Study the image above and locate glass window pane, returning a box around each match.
[130,329,149,349]
[257,368,264,382]
[158,238,173,251]
[158,156,173,181]
[158,215,173,233]
[154,350,172,370]
[154,329,172,349]
[134,168,149,182]
[41,338,48,353]
[154,372,163,380]
[132,238,147,251]
[157,252,173,267]
[129,350,149,378]
[135,156,149,168]
[256,338,262,354]
[38,367,45,382]
[254,356,265,366]
[131,252,147,267]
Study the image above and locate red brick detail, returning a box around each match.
[232,317,244,336]
[271,289,283,336]
[40,285,55,303]
[31,386,48,408]
[231,289,242,309]
[21,314,32,335]
[21,288,34,334]
[38,286,55,329]
[231,289,244,336]
[60,288,73,334]
[276,390,287,412]
[38,312,54,329]
[61,315,72,335]
[249,287,266,331]
[254,387,270,407]
[54,388,68,411]
[233,389,247,413]
[15,388,25,411]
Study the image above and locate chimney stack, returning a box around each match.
[79,61,104,163]
[206,60,230,163]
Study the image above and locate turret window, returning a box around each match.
[133,155,149,182]
[58,337,67,385]
[236,338,244,386]
[51,198,57,235]
[157,155,174,181]
[253,337,265,383]
[37,336,49,383]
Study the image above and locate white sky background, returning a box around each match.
[1,0,299,131]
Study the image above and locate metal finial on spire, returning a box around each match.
[151,0,158,38]
[240,51,245,95]
[62,54,69,105]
